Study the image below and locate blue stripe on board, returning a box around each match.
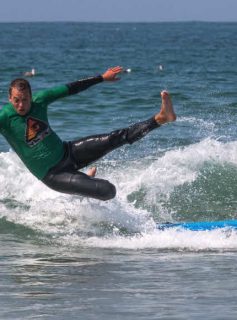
[156,220,237,231]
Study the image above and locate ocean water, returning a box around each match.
[1,22,237,319]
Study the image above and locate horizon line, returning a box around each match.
[0,20,236,24]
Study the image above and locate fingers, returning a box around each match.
[110,66,123,74]
[87,167,97,177]
[102,66,123,81]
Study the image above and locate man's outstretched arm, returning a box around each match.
[66,66,123,95]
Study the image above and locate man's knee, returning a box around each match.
[97,181,116,201]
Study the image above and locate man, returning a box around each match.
[0,66,176,201]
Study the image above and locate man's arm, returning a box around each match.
[66,66,123,95]
[35,66,124,105]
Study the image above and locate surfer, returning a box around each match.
[0,66,176,201]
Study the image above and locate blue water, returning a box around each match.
[1,22,237,319]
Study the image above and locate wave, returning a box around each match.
[1,137,237,250]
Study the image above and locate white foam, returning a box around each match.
[59,228,237,251]
[1,138,237,250]
[115,138,237,209]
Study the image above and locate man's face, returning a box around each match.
[9,87,31,116]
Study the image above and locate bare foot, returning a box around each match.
[155,90,176,125]
[87,167,97,177]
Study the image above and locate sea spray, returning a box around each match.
[1,137,237,250]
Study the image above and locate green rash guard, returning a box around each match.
[0,75,104,180]
[0,85,69,180]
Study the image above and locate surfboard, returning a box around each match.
[156,220,237,231]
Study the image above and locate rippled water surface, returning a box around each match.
[1,22,237,319]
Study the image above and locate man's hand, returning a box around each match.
[102,66,123,81]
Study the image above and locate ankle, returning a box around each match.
[155,114,165,125]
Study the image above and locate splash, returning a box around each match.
[1,137,237,250]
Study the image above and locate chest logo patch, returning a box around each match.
[25,117,51,147]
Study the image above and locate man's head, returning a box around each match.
[9,78,32,116]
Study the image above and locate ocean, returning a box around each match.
[1,22,237,319]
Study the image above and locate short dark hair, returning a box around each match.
[9,78,32,97]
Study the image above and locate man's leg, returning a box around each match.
[70,90,176,169]
[70,117,158,169]
[43,169,116,201]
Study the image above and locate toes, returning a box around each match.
[161,90,169,98]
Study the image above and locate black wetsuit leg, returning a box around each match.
[42,117,159,201]
[43,169,116,201]
[70,116,159,169]
[42,143,116,201]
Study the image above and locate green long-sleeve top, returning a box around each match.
[0,75,103,179]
